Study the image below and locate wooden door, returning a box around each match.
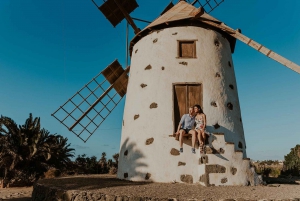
[173,84,202,131]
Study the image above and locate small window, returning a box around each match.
[177,40,197,58]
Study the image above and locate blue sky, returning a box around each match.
[1,0,299,161]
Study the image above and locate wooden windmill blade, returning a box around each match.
[52,60,130,142]
[201,20,300,74]
[191,0,224,13]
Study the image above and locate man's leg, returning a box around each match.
[179,129,186,151]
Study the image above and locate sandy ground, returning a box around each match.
[1,175,300,200]
[0,187,32,201]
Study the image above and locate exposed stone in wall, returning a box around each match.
[153,38,158,43]
[180,175,193,184]
[211,101,217,107]
[161,66,165,70]
[214,39,220,47]
[199,174,209,186]
[145,65,152,70]
[145,173,151,180]
[170,148,180,156]
[229,84,234,90]
[172,32,178,35]
[150,103,158,109]
[124,173,128,178]
[227,102,233,110]
[206,165,226,173]
[140,84,147,88]
[228,61,232,67]
[145,138,154,145]
[215,72,221,77]
[219,148,225,154]
[199,155,208,164]
[221,177,228,183]
[213,123,220,129]
[178,161,186,166]
[231,167,237,175]
[134,115,139,120]
[238,141,243,149]
[135,49,138,54]
[124,150,128,156]
[206,147,224,154]
[179,61,188,65]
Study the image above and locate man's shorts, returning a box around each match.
[181,128,191,134]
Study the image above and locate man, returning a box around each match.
[175,106,197,154]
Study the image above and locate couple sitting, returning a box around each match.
[175,105,206,154]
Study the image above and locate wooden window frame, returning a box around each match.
[177,40,197,59]
[172,82,203,133]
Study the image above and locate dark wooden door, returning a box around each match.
[174,84,202,131]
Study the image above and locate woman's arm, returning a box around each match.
[203,113,206,130]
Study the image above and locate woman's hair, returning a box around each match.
[194,104,203,114]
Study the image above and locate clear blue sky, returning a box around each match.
[1,0,300,161]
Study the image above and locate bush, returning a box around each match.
[109,167,117,175]
[44,168,61,179]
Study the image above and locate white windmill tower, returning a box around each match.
[52,0,300,186]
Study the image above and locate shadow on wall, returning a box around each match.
[118,138,149,181]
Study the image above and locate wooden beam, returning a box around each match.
[201,20,300,74]
[114,0,140,34]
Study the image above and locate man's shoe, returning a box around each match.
[192,148,196,154]
[180,148,183,153]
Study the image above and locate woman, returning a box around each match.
[194,105,206,154]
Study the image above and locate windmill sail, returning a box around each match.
[52,60,129,142]
[200,20,300,74]
[192,0,224,13]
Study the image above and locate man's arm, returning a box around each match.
[176,115,185,134]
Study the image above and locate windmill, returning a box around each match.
[52,0,300,186]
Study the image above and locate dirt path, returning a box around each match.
[0,187,32,201]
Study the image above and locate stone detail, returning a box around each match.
[179,61,188,65]
[161,66,165,70]
[215,72,221,77]
[140,83,147,88]
[199,174,209,186]
[211,101,217,107]
[124,150,128,156]
[170,148,180,156]
[172,32,178,35]
[214,39,220,47]
[145,65,152,70]
[206,165,226,173]
[199,155,208,164]
[153,38,158,43]
[124,173,128,178]
[134,114,140,120]
[221,177,228,183]
[180,174,193,184]
[213,123,220,129]
[228,61,232,67]
[219,148,225,154]
[150,103,158,109]
[229,84,234,90]
[227,102,233,110]
[231,167,237,175]
[145,138,154,145]
[178,161,186,166]
[135,49,138,54]
[145,173,151,180]
[206,146,224,154]
[238,141,243,149]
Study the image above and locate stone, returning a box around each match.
[219,148,225,154]
[172,32,178,35]
[238,141,243,149]
[206,164,226,173]
[150,103,158,109]
[228,61,232,67]
[145,65,152,70]
[199,155,208,164]
[135,49,138,53]
[221,177,228,183]
[170,148,180,156]
[124,173,128,178]
[229,84,234,90]
[199,174,209,186]
[180,174,193,184]
[211,101,217,107]
[140,84,147,88]
[215,72,221,77]
[179,61,188,65]
[145,138,154,145]
[227,102,233,110]
[106,195,116,201]
[134,115,140,120]
[153,38,158,43]
[124,150,128,156]
[178,161,186,166]
[231,167,237,175]
[161,66,165,70]
[145,173,151,180]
